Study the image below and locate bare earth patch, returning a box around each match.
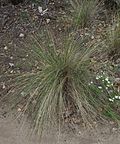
[0,109,120,144]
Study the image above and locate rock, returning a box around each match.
[4,46,8,50]
[46,19,50,23]
[19,33,24,38]
[38,6,43,13]
[9,63,14,67]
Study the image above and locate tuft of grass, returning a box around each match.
[106,13,120,60]
[70,0,98,28]
[1,28,120,136]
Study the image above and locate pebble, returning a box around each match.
[112,127,118,132]
[4,46,8,50]
[46,19,50,23]
[2,82,6,89]
[17,108,22,112]
[19,33,24,38]
[9,63,14,67]
[91,35,94,39]
[10,70,13,73]
[38,6,43,13]
[10,56,13,59]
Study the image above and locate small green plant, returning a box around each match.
[70,0,98,28]
[106,13,120,59]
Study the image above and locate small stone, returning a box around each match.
[46,19,50,23]
[18,108,22,112]
[4,46,8,50]
[78,131,82,134]
[2,83,6,89]
[41,8,48,16]
[58,28,62,31]
[22,58,26,61]
[10,56,13,59]
[110,121,115,124]
[19,33,24,38]
[9,63,14,67]
[112,127,118,132]
[91,36,94,39]
[10,70,13,73]
[38,6,43,13]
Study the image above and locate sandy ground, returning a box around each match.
[0,109,120,144]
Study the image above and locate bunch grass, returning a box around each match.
[70,0,98,28]
[106,13,120,57]
[1,28,120,137]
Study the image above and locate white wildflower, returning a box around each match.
[115,96,119,99]
[107,81,111,84]
[109,98,114,102]
[107,84,111,87]
[115,96,120,99]
[98,86,102,89]
[105,77,109,82]
[96,75,101,80]
[106,87,108,90]
[112,97,115,100]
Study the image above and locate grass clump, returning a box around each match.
[70,0,98,28]
[1,28,120,136]
[106,13,120,60]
